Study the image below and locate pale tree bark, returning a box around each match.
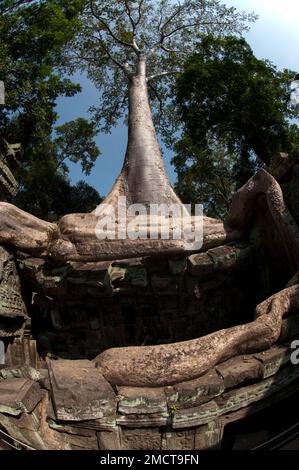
[47,54,202,261]
[95,283,299,386]
[95,55,186,209]
[0,53,241,261]
[0,3,297,264]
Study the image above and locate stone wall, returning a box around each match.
[16,241,267,360]
[0,139,21,200]
[0,247,28,340]
[0,336,299,450]
[0,150,298,449]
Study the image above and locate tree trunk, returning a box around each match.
[95,56,185,211]
[0,57,241,261]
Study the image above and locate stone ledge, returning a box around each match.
[169,369,225,409]
[47,359,116,421]
[253,344,290,378]
[172,363,299,429]
[117,386,168,415]
[215,355,263,389]
[187,242,252,278]
[116,412,168,428]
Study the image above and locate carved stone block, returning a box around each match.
[47,359,116,421]
[253,345,290,378]
[172,369,225,409]
[117,386,168,415]
[121,427,162,450]
[215,355,263,389]
[194,421,224,450]
[97,428,122,450]
[0,378,42,415]
[162,429,195,450]
[0,247,27,338]
[188,243,251,278]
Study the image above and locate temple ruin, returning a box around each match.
[0,125,298,449]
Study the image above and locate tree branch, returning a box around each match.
[124,0,141,53]
[164,20,236,40]
[150,2,192,56]
[147,70,181,82]
[157,3,164,32]
[72,53,101,64]
[136,0,145,27]
[151,18,235,57]
[160,44,182,54]
[124,0,136,31]
[148,83,163,120]
[159,3,187,33]
[132,38,140,53]
[102,44,132,76]
[89,0,139,54]
[87,34,132,76]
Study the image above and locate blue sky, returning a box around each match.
[56,0,299,197]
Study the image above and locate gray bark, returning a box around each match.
[95,56,186,211]
[95,284,299,386]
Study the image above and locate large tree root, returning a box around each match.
[93,169,299,386]
[0,170,297,264]
[0,202,55,257]
[95,284,299,386]
[226,169,299,273]
[47,214,241,261]
[0,203,241,261]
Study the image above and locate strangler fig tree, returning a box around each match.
[69,0,256,208]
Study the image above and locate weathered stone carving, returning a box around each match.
[47,359,116,422]
[0,138,21,199]
[0,131,298,449]
[0,378,42,416]
[0,246,28,337]
[0,337,298,450]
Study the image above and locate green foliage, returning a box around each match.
[0,0,86,139]
[176,35,298,164]
[173,136,240,218]
[55,118,100,175]
[14,117,101,218]
[16,170,102,221]
[71,1,256,142]
[1,0,102,218]
[173,35,299,217]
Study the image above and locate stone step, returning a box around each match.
[0,378,42,416]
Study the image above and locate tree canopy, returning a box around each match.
[0,0,84,142]
[15,118,102,219]
[173,35,299,217]
[3,1,297,224]
[0,0,102,219]
[70,0,256,140]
